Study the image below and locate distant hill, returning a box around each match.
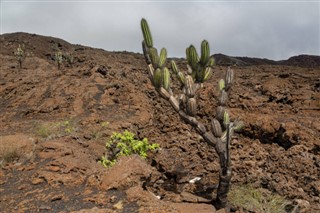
[280,55,320,68]
[213,53,320,68]
[1,32,319,68]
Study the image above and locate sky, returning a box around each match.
[1,0,319,60]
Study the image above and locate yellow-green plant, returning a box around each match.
[100,130,160,168]
[140,18,243,210]
[14,44,26,69]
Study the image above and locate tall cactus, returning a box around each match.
[140,18,242,211]
[14,44,26,69]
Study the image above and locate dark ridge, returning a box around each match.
[1,32,319,68]
[213,53,320,68]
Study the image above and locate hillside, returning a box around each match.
[0,32,320,212]
[213,53,320,68]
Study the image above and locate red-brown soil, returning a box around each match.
[0,32,319,212]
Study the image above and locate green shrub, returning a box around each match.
[100,130,160,168]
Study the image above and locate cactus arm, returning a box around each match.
[200,40,210,66]
[141,18,153,48]
[159,48,167,68]
[142,41,151,64]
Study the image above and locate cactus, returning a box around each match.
[184,41,215,83]
[142,41,151,64]
[141,18,153,48]
[186,97,197,116]
[65,51,74,67]
[177,72,186,85]
[140,18,241,210]
[223,111,230,126]
[162,67,170,90]
[186,45,199,68]
[55,51,63,70]
[149,47,159,68]
[207,56,215,67]
[225,67,234,91]
[216,106,225,122]
[171,60,178,74]
[153,68,162,88]
[159,48,167,68]
[200,40,210,65]
[211,119,223,137]
[185,75,195,98]
[219,90,228,106]
[218,79,225,91]
[203,67,212,81]
[14,44,26,69]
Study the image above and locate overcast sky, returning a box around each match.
[1,0,319,60]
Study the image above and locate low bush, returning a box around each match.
[100,130,160,168]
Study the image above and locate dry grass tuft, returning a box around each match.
[229,184,289,213]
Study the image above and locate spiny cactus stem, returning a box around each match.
[196,122,207,134]
[187,65,193,75]
[169,96,180,112]
[225,68,234,91]
[147,64,154,77]
[148,64,154,81]
[158,87,170,100]
[142,41,151,64]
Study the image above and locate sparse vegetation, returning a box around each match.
[100,130,160,168]
[91,121,109,140]
[34,119,78,140]
[64,51,74,67]
[0,149,19,168]
[14,44,26,69]
[229,185,289,213]
[140,18,243,210]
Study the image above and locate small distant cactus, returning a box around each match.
[54,51,63,69]
[64,51,74,67]
[140,18,243,211]
[14,44,26,69]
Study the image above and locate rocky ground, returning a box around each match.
[0,32,319,212]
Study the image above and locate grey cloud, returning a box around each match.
[1,1,319,60]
